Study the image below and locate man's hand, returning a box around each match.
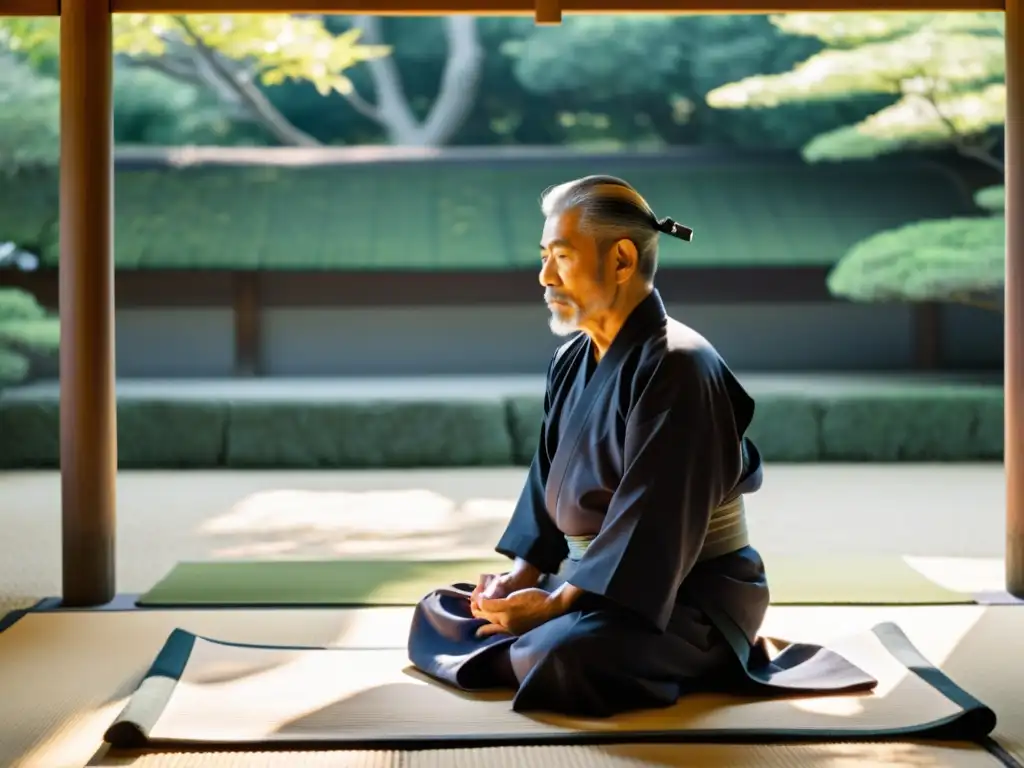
[472,588,557,638]
[470,572,516,609]
[470,562,540,611]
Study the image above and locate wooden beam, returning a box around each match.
[0,1,1008,21]
[1006,0,1023,598]
[535,0,562,23]
[912,303,943,370]
[0,0,58,14]
[58,0,117,607]
[107,0,1004,12]
[233,272,262,376]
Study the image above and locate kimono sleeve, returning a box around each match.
[566,350,744,631]
[494,355,569,573]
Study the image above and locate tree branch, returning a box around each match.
[948,291,1004,313]
[911,73,1005,174]
[342,86,384,122]
[171,15,322,147]
[125,53,206,89]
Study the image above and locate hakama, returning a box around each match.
[407,290,875,717]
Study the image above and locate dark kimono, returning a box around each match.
[408,290,875,717]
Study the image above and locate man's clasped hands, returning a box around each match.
[470,570,556,638]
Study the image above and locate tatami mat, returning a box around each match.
[137,555,974,606]
[756,606,1024,768]
[0,605,1020,768]
[90,742,1001,767]
[103,622,996,748]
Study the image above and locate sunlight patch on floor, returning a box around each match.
[14,698,127,768]
[904,556,1005,593]
[197,488,514,561]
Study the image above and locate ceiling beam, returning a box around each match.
[111,0,1004,11]
[0,0,1006,17]
[1,0,58,15]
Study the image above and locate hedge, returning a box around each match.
[0,385,1002,469]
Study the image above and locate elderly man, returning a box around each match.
[407,175,874,717]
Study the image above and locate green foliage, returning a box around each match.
[2,13,929,151]
[707,12,1006,310]
[1,15,389,98]
[0,51,59,176]
[0,288,59,387]
[826,215,1005,307]
[801,84,1004,162]
[113,67,239,145]
[505,16,687,99]
[769,12,1003,47]
[491,14,882,150]
[0,157,969,271]
[974,184,1005,212]
[706,13,1005,162]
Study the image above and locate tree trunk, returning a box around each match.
[349,16,484,147]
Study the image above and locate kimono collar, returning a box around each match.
[605,288,667,353]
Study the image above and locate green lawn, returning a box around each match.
[0,154,974,271]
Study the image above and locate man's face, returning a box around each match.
[538,209,615,336]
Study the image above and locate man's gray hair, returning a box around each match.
[539,175,666,281]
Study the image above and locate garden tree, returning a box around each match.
[3,13,906,150]
[0,49,58,254]
[0,287,60,387]
[272,15,890,149]
[0,53,60,386]
[112,66,258,146]
[825,184,1005,311]
[0,50,58,179]
[501,14,893,149]
[0,14,390,147]
[328,15,485,146]
[266,16,569,146]
[705,13,1006,311]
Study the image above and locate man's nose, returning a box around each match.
[538,259,558,287]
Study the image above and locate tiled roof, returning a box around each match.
[0,149,975,271]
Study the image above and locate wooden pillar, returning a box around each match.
[233,272,262,376]
[59,0,117,606]
[1007,0,1024,598]
[912,303,942,370]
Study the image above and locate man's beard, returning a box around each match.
[548,310,580,336]
[545,291,583,336]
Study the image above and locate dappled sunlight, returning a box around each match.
[196,488,515,561]
[13,697,127,768]
[762,605,985,669]
[327,607,412,648]
[599,741,979,767]
[158,644,417,741]
[212,539,302,557]
[904,555,1005,593]
[787,695,866,717]
[200,489,459,535]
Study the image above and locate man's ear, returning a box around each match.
[613,239,638,284]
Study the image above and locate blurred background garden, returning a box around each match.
[0,11,1007,470]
